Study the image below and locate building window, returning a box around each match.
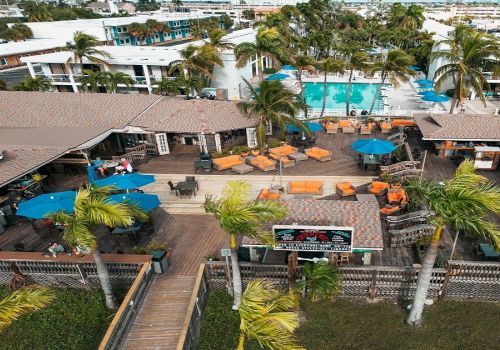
[0,58,7,65]
[117,27,122,32]
[119,39,124,44]
[122,26,127,32]
[125,39,130,43]
[155,34,159,39]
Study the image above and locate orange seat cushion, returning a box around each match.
[259,189,280,200]
[337,182,353,190]
[339,120,351,127]
[372,181,389,189]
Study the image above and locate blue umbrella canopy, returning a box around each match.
[286,122,322,133]
[281,65,297,71]
[16,191,76,219]
[422,94,450,102]
[266,73,291,81]
[108,193,160,212]
[408,65,421,71]
[352,139,396,155]
[415,79,434,86]
[87,164,98,182]
[93,173,155,190]
[417,90,436,96]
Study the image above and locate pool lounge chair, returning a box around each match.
[212,155,244,171]
[368,181,390,196]
[257,189,280,200]
[336,182,356,197]
[287,181,323,195]
[326,122,338,134]
[305,147,331,162]
[249,155,276,172]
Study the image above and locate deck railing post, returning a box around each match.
[369,269,378,300]
[287,251,298,292]
[439,261,452,301]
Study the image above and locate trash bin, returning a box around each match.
[150,250,168,273]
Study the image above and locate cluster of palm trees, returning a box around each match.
[0,24,33,42]
[127,19,170,45]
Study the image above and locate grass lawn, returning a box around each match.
[0,286,116,350]
[198,292,500,350]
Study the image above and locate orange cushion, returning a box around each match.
[259,189,280,200]
[342,188,356,195]
[339,120,350,127]
[290,181,305,188]
[372,181,389,189]
[337,182,352,190]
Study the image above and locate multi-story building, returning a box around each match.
[0,39,66,71]
[21,29,262,100]
[0,4,23,18]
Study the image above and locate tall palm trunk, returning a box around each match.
[230,234,242,310]
[297,67,304,93]
[257,52,263,81]
[319,70,327,118]
[407,225,442,326]
[93,250,117,309]
[369,71,385,115]
[450,75,461,113]
[237,333,245,350]
[346,68,354,116]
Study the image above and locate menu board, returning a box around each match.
[273,225,353,252]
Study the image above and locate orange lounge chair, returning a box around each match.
[380,121,392,134]
[268,155,295,168]
[326,122,338,134]
[305,147,332,162]
[392,119,415,127]
[249,155,276,172]
[387,188,408,205]
[258,189,280,200]
[268,145,298,158]
[212,155,244,171]
[287,181,323,195]
[336,182,356,197]
[368,181,390,196]
[380,205,400,215]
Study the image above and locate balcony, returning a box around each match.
[36,73,71,83]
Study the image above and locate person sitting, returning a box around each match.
[48,242,65,257]
[115,158,133,174]
[93,157,106,177]
[361,110,368,116]
[350,109,357,116]
[73,244,91,256]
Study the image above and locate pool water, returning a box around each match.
[303,82,381,111]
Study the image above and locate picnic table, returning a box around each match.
[174,181,198,197]
[479,243,499,260]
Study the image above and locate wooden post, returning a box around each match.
[287,251,298,292]
[439,262,451,301]
[369,270,377,301]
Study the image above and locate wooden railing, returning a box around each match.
[113,144,148,165]
[388,224,436,248]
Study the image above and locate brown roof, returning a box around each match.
[131,97,258,133]
[0,91,161,128]
[243,199,384,250]
[414,113,500,141]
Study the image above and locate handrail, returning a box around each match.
[176,263,206,350]
[0,251,151,264]
[98,261,151,350]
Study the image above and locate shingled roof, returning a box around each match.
[414,113,500,141]
[243,199,384,250]
[131,97,258,133]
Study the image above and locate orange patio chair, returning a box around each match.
[380,205,400,216]
[336,182,356,197]
[368,181,390,196]
[258,189,280,200]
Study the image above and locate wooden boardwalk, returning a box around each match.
[122,215,227,350]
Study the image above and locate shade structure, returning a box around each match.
[422,94,450,102]
[265,73,291,81]
[351,139,396,155]
[286,122,323,133]
[281,65,297,71]
[93,173,155,190]
[87,164,98,182]
[16,191,76,219]
[417,90,436,96]
[408,65,421,71]
[108,193,160,212]
[415,79,434,85]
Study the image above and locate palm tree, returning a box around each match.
[144,19,170,44]
[316,58,345,117]
[290,53,316,93]
[127,22,147,45]
[237,79,307,152]
[49,187,148,309]
[0,287,54,331]
[345,52,371,116]
[152,77,180,96]
[66,32,110,75]
[171,0,183,9]
[0,79,8,91]
[102,71,134,93]
[13,76,51,92]
[234,27,286,81]
[295,261,342,302]
[204,181,287,310]
[169,44,222,79]
[23,2,53,22]
[432,28,500,113]
[406,160,500,326]
[78,70,107,93]
[0,24,33,42]
[205,28,232,52]
[178,76,204,99]
[368,49,415,115]
[237,279,304,350]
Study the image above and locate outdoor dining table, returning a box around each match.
[174,181,198,197]
[479,243,500,260]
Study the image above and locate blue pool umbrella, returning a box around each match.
[422,94,450,102]
[352,139,397,155]
[86,164,97,182]
[281,65,297,70]
[93,173,155,190]
[415,79,434,85]
[266,73,290,81]
[408,65,421,71]
[286,122,322,133]
[108,193,160,212]
[16,191,76,219]
[417,90,436,96]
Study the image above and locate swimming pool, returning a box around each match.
[303,82,381,111]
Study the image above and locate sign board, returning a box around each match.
[273,225,353,252]
[220,248,231,257]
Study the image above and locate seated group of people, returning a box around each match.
[94,157,133,178]
[47,242,91,258]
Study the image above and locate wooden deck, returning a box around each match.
[122,215,227,350]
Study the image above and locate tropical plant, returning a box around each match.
[177,75,205,99]
[432,27,500,113]
[238,279,303,350]
[204,181,287,309]
[66,31,109,75]
[295,261,342,301]
[102,71,134,93]
[387,3,425,31]
[48,186,148,309]
[345,52,371,116]
[368,49,415,114]
[316,58,345,117]
[0,286,54,331]
[0,23,33,42]
[205,28,233,52]
[78,70,106,92]
[237,79,307,151]
[144,19,170,44]
[169,44,222,79]
[152,76,180,96]
[22,2,53,22]
[234,27,287,81]
[406,160,500,326]
[171,0,183,9]
[0,79,8,91]
[127,22,147,45]
[290,53,316,93]
[13,76,51,92]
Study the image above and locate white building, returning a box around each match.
[21,29,260,100]
[0,4,23,18]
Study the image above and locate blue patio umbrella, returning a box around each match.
[86,164,98,182]
[16,191,76,219]
[422,94,450,102]
[281,65,297,71]
[408,65,421,71]
[93,173,155,190]
[108,193,160,212]
[417,90,436,96]
[265,73,291,81]
[415,79,434,86]
[352,139,396,155]
[286,122,323,133]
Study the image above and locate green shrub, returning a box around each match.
[212,149,231,159]
[231,145,249,155]
[267,140,282,148]
[263,67,278,74]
